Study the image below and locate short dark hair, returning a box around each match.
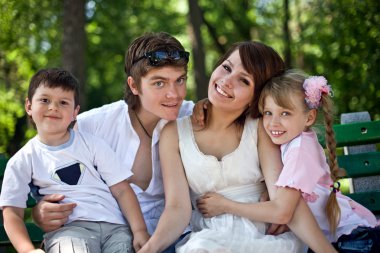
[28,68,80,107]
[124,32,188,110]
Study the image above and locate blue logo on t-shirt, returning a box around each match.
[52,162,85,185]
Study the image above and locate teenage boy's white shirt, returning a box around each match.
[0,130,133,225]
[77,100,194,234]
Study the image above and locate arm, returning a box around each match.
[31,194,76,232]
[110,180,150,252]
[288,198,337,253]
[139,122,192,253]
[197,186,301,224]
[3,206,44,253]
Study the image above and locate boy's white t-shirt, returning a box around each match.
[0,130,133,225]
[76,100,194,234]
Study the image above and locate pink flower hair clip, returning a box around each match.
[303,76,333,109]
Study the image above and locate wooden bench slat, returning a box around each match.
[317,120,380,147]
[338,152,380,178]
[347,191,380,213]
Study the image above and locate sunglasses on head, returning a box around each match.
[132,50,190,66]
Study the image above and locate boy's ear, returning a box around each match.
[127,76,139,95]
[25,98,32,116]
[306,109,317,126]
[73,105,80,120]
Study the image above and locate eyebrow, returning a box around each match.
[226,59,251,79]
[148,72,187,81]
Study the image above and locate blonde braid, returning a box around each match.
[321,94,345,236]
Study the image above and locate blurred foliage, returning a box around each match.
[0,0,379,156]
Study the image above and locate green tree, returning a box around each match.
[291,0,380,119]
[0,0,62,155]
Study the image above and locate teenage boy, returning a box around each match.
[32,32,195,252]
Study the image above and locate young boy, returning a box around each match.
[32,32,195,253]
[0,68,150,253]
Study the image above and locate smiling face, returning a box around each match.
[25,85,79,141]
[262,94,316,145]
[127,66,187,122]
[208,50,255,115]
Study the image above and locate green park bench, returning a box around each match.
[317,112,380,214]
[0,112,379,250]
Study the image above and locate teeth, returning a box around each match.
[216,85,229,97]
[271,130,284,135]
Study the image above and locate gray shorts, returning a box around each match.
[44,221,133,253]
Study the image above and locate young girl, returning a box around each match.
[196,69,379,252]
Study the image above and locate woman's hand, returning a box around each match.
[196,192,229,218]
[32,194,76,232]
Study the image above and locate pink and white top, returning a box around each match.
[276,130,378,242]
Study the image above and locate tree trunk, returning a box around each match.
[62,0,86,107]
[188,0,209,100]
[283,0,292,68]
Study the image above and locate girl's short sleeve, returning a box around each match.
[275,136,327,194]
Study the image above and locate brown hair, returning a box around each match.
[208,41,285,127]
[124,32,188,110]
[259,69,345,235]
[28,68,80,107]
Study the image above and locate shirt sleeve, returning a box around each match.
[77,110,99,135]
[275,143,325,194]
[179,100,195,117]
[0,151,32,209]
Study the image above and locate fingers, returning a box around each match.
[267,224,290,235]
[32,195,76,232]
[192,98,210,128]
[40,194,65,203]
[203,98,210,109]
[259,191,269,202]
[266,223,279,235]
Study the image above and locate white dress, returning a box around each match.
[175,117,305,253]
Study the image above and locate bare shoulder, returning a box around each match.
[160,121,179,145]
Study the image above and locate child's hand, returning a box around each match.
[196,192,228,218]
[28,249,45,253]
[191,98,209,128]
[133,230,150,252]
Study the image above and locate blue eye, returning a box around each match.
[154,81,164,87]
